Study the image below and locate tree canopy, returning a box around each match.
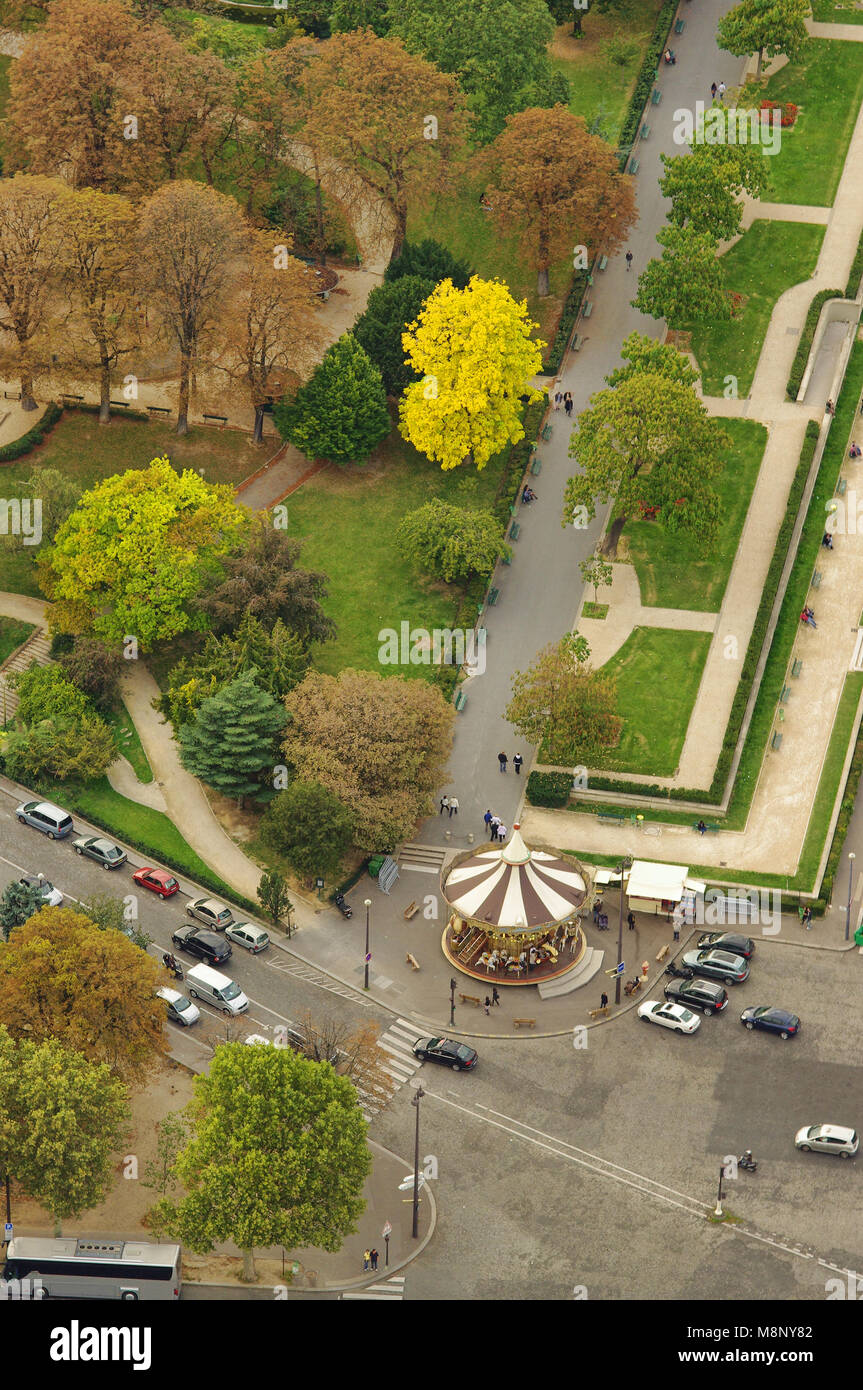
[353,276,436,396]
[196,517,335,645]
[260,780,356,881]
[178,669,286,807]
[384,238,472,290]
[397,498,509,581]
[633,225,731,328]
[275,335,391,466]
[717,0,809,77]
[505,633,620,764]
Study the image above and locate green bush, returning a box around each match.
[617,0,679,167]
[845,227,863,300]
[542,271,590,374]
[526,771,572,807]
[0,402,62,463]
[60,400,151,423]
[786,290,843,400]
[818,720,863,911]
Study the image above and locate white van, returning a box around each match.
[185,963,249,1016]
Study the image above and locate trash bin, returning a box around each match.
[855,924,863,947]
[368,855,384,878]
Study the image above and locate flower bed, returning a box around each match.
[760,100,798,127]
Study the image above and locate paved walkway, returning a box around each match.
[576,562,717,670]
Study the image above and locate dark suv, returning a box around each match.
[664,977,729,1015]
[171,924,232,965]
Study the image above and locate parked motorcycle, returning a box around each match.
[333,892,353,919]
[738,1151,758,1173]
[664,960,694,980]
[162,952,183,980]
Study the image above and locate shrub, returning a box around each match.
[526,771,572,807]
[0,402,62,464]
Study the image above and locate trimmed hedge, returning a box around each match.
[818,711,863,911]
[0,401,62,463]
[61,399,151,423]
[845,226,863,301]
[617,0,680,167]
[526,771,572,807]
[543,271,590,375]
[786,289,843,400]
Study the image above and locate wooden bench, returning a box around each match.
[598,254,609,272]
[623,979,643,997]
[651,87,661,105]
[811,570,822,589]
[588,1005,610,1019]
[837,477,847,495]
[513,1018,536,1029]
[541,423,553,442]
[454,687,468,712]
[771,730,783,751]
[459,992,481,1007]
[655,944,670,962]
[572,334,585,352]
[405,952,420,971]
[692,822,720,834]
[509,521,521,541]
[488,587,499,605]
[780,684,791,702]
[792,658,803,677]
[777,706,785,723]
[641,122,650,139]
[109,400,131,409]
[597,810,626,825]
[203,413,228,428]
[404,901,419,921]
[501,550,512,565]
[674,17,685,33]
[147,405,171,416]
[582,300,593,319]
[531,456,542,475]
[629,157,640,175]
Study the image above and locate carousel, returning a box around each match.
[441,825,590,985]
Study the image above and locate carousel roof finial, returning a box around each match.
[501,824,530,865]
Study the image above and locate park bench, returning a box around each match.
[792,658,803,677]
[598,254,609,272]
[509,521,521,541]
[692,822,721,834]
[459,993,481,1007]
[780,684,791,702]
[651,88,662,105]
[641,122,650,139]
[488,587,499,605]
[541,422,553,442]
[531,456,542,475]
[777,706,785,723]
[513,1018,536,1029]
[203,413,228,428]
[147,405,171,416]
[655,944,670,962]
[623,979,643,997]
[597,809,626,825]
[403,901,419,920]
[811,570,822,589]
[771,730,783,751]
[675,17,685,34]
[405,953,420,971]
[588,1006,610,1019]
[454,688,468,712]
[837,478,848,496]
[582,300,593,319]
[629,157,640,175]
[61,393,85,404]
[501,550,512,565]
[572,334,585,352]
[109,399,131,409]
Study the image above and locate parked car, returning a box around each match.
[224,921,269,953]
[795,1124,858,1158]
[73,836,127,870]
[663,977,728,1015]
[741,1006,800,1039]
[171,924,232,965]
[19,874,63,908]
[15,800,73,839]
[413,1037,478,1071]
[133,867,179,899]
[156,987,200,1027]
[637,1000,701,1034]
[186,897,234,932]
[681,949,750,984]
[696,932,755,959]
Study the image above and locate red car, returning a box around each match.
[133,867,180,899]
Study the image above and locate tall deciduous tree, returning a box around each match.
[153,1042,371,1282]
[275,334,391,465]
[138,181,248,434]
[260,780,356,880]
[397,499,509,581]
[0,175,63,410]
[399,276,543,471]
[282,668,454,849]
[606,331,700,391]
[53,187,140,423]
[506,633,620,764]
[19,467,82,551]
[0,907,167,1083]
[38,457,245,649]
[0,1027,128,1236]
[222,231,322,443]
[717,0,809,78]
[196,517,335,645]
[331,0,390,33]
[5,0,142,189]
[484,106,637,296]
[563,374,729,554]
[257,869,294,936]
[58,635,123,712]
[353,276,435,396]
[229,50,296,215]
[178,669,286,808]
[633,225,731,328]
[659,142,770,242]
[3,712,116,785]
[159,614,310,731]
[301,30,467,261]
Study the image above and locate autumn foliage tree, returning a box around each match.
[0,175,64,410]
[399,275,543,471]
[506,633,620,765]
[484,106,637,296]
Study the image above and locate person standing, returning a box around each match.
[448,795,459,817]
[802,905,813,930]
[439,795,450,815]
[513,753,523,775]
[625,250,633,272]
[564,392,573,417]
[627,911,636,931]
[718,80,726,101]
[553,388,563,412]
[492,986,500,1006]
[363,1249,371,1271]
[710,81,718,100]
[484,808,493,834]
[489,815,501,840]
[600,992,609,1010]
[498,751,508,773]
[370,1248,379,1271]
[496,822,508,843]
[484,996,491,1015]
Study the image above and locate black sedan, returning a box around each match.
[413,1036,478,1071]
[740,1006,800,1039]
[171,924,232,965]
[664,977,729,1015]
[696,932,755,959]
[73,835,128,869]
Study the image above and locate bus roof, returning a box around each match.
[6,1237,180,1265]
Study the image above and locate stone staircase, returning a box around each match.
[537,945,606,999]
[0,626,52,722]
[397,842,448,875]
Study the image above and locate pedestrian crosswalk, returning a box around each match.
[342,1275,405,1301]
[354,1018,423,1121]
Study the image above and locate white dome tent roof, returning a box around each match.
[442,826,587,934]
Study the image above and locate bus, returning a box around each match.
[3,1237,182,1301]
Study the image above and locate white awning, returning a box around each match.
[625,860,690,905]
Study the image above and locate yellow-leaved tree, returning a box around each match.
[398,276,543,471]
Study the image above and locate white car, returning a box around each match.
[19,874,63,907]
[156,987,201,1027]
[795,1124,859,1158]
[637,1000,701,1034]
[224,921,269,953]
[186,897,234,931]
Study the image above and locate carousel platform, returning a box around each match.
[443,924,587,986]
[537,946,605,998]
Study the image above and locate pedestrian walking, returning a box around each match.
[625,250,633,272]
[553,389,563,412]
[513,752,523,775]
[600,992,609,1010]
[564,393,573,417]
[498,750,508,773]
[826,398,836,416]
[363,1249,371,1271]
[484,996,491,1015]
[439,795,450,815]
[492,986,500,1006]
[448,795,459,816]
[489,814,501,840]
[496,822,508,842]
[627,911,636,931]
[802,905,813,930]
[370,1248,379,1271]
[710,81,717,100]
[484,808,493,833]
[718,81,726,100]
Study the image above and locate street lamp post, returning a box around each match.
[363,898,372,990]
[449,977,457,1027]
[614,857,632,1005]
[847,853,856,942]
[411,1084,426,1239]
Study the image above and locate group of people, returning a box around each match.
[801,605,817,628]
[362,1248,380,1271]
[552,388,574,417]
[709,80,727,101]
[664,47,677,65]
[439,795,460,816]
[476,942,559,975]
[484,810,508,841]
[822,530,834,550]
[522,484,538,504]
[497,751,523,774]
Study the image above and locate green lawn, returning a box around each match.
[104,703,154,785]
[810,1,863,25]
[550,0,664,146]
[282,433,506,676]
[759,38,863,205]
[623,419,768,612]
[686,220,825,396]
[0,616,33,664]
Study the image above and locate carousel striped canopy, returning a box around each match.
[443,826,587,932]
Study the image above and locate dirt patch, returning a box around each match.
[183,1253,313,1286]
